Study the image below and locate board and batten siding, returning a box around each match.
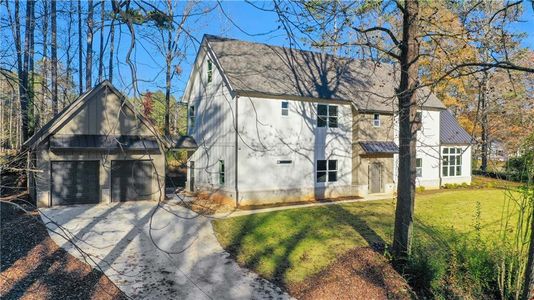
[236,97,353,205]
[34,85,165,207]
[186,48,237,199]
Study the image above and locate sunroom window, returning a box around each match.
[442,147,462,177]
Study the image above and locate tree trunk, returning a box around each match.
[523,215,534,300]
[86,0,94,89]
[78,0,83,94]
[98,0,105,82]
[39,0,48,128]
[164,30,172,136]
[28,2,36,137]
[51,0,58,115]
[20,0,35,144]
[480,72,489,173]
[392,0,420,264]
[65,0,74,105]
[108,18,115,83]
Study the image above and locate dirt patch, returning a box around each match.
[0,204,127,300]
[177,191,236,215]
[288,247,413,300]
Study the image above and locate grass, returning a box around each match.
[212,188,520,295]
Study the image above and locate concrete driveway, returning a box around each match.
[40,202,289,299]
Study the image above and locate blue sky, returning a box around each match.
[106,1,534,100]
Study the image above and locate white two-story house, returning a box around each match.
[182,35,472,206]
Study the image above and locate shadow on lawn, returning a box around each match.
[224,203,390,290]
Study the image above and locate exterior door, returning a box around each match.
[369,162,383,194]
[189,161,195,192]
[51,161,100,205]
[111,160,153,201]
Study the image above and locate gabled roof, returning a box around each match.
[203,34,445,113]
[440,110,472,145]
[23,80,158,149]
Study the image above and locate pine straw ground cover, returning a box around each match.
[0,203,127,300]
[213,188,519,299]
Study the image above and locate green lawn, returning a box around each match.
[212,189,519,287]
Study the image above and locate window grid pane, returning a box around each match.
[442,147,462,177]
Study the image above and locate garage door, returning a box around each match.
[111,160,153,202]
[51,161,100,205]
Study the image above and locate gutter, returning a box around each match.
[235,95,239,207]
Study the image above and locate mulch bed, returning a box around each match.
[0,204,128,300]
[287,247,413,300]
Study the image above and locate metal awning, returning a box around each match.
[169,135,198,150]
[50,135,160,151]
[359,141,399,154]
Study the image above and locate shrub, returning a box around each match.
[416,186,426,193]
[405,231,499,299]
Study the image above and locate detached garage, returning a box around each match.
[24,81,166,207]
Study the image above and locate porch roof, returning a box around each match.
[359,141,399,154]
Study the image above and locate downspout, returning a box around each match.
[235,95,239,207]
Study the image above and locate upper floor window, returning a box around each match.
[207,59,213,83]
[373,113,380,127]
[415,112,422,131]
[219,160,225,185]
[317,104,338,128]
[416,158,422,177]
[442,147,462,177]
[317,159,337,183]
[188,105,195,132]
[281,101,289,116]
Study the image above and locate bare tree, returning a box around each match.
[38,0,49,127]
[77,0,83,94]
[86,0,94,89]
[98,0,105,82]
[51,0,58,115]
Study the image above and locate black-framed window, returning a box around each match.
[373,113,380,127]
[416,158,422,177]
[281,101,289,116]
[219,160,225,185]
[442,147,462,177]
[188,105,195,133]
[207,59,213,83]
[317,104,338,128]
[317,159,337,182]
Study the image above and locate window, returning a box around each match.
[281,101,289,116]
[207,59,213,83]
[416,158,422,177]
[188,105,195,133]
[317,159,337,183]
[442,147,462,177]
[373,113,380,127]
[277,160,292,164]
[415,112,422,122]
[219,160,225,185]
[317,104,338,128]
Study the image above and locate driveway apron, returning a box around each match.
[41,202,290,299]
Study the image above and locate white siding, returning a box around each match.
[441,145,472,185]
[186,50,237,197]
[394,109,472,189]
[416,110,441,188]
[236,97,353,203]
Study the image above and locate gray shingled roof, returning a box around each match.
[440,110,472,145]
[359,141,399,154]
[206,35,445,112]
[50,135,160,151]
